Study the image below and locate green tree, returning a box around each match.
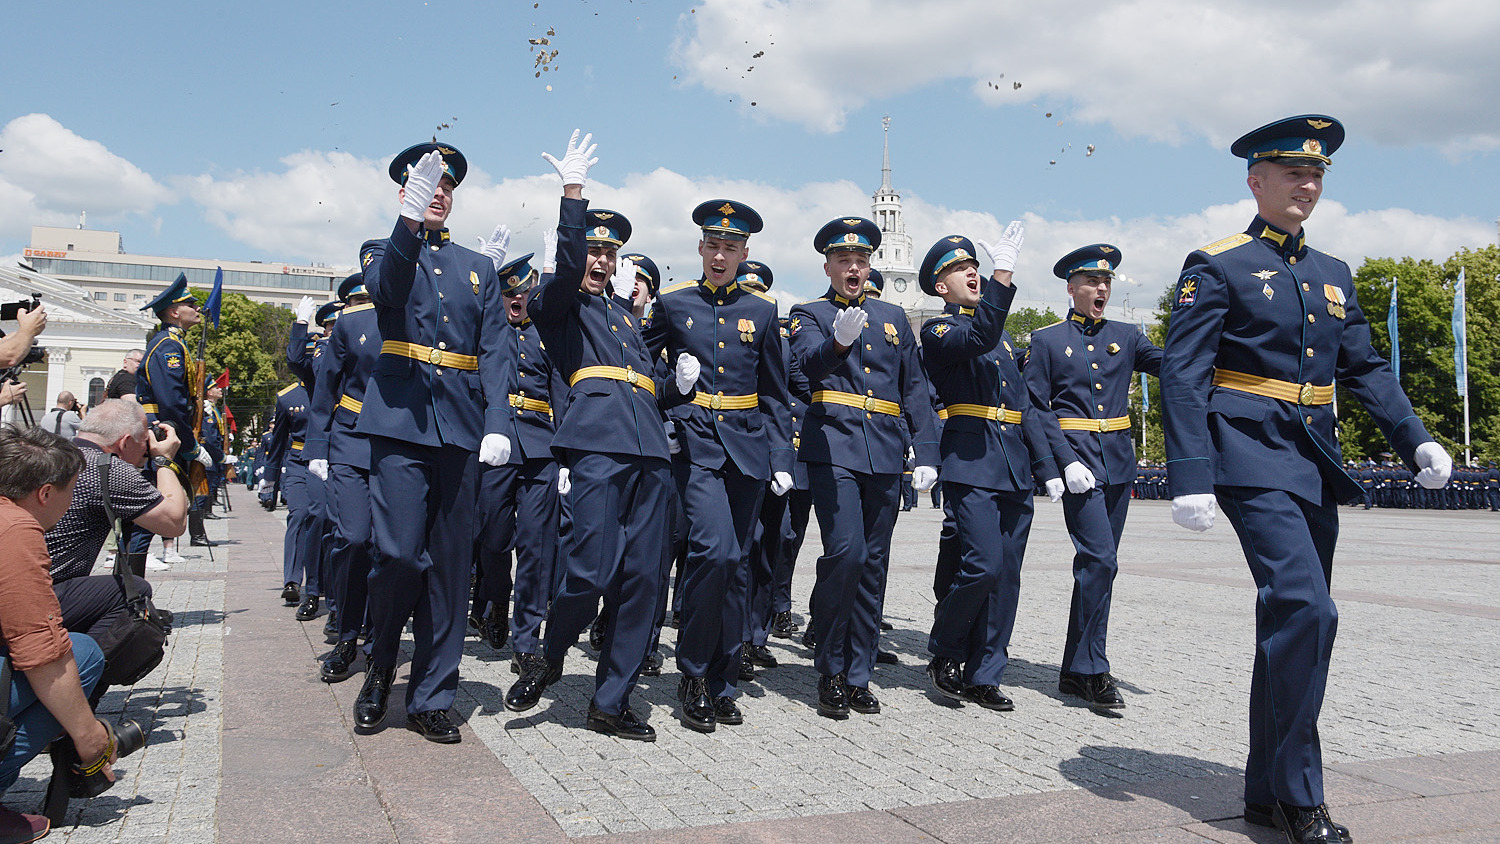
[1005,306,1061,348]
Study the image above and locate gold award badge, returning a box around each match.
[885,322,899,345]
[739,318,755,343]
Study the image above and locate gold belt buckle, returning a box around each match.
[510,394,525,408]
[710,394,724,410]
[1095,419,1107,432]
[625,367,640,386]
[1298,383,1315,405]
[427,348,443,365]
[863,396,877,412]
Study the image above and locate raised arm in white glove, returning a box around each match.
[542,129,598,188]
[975,220,1026,275]
[674,352,700,396]
[1063,461,1095,494]
[294,296,317,325]
[1045,477,1066,503]
[479,433,512,466]
[541,229,558,273]
[832,306,867,347]
[557,467,571,495]
[1413,441,1453,489]
[770,472,794,496]
[1171,493,1217,532]
[912,465,938,492]
[476,224,511,273]
[399,150,445,223]
[612,256,637,301]
[308,459,328,481]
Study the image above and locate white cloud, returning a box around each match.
[0,114,170,239]
[674,0,1500,151]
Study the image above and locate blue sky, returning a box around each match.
[4,0,1498,315]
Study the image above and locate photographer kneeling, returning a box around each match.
[0,426,113,840]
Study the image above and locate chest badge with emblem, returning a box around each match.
[685,316,694,330]
[1065,346,1073,357]
[884,322,898,345]
[1263,283,1274,301]
[930,323,951,338]
[738,318,755,343]
[1107,342,1121,355]
[471,270,480,294]
[1252,270,1278,280]
[359,333,367,345]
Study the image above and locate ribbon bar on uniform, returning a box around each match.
[569,365,657,398]
[691,391,759,411]
[1212,369,1333,406]
[940,403,1023,424]
[380,340,478,371]
[1058,415,1131,432]
[812,390,901,417]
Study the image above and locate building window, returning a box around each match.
[87,377,106,408]
[93,291,107,300]
[114,293,128,301]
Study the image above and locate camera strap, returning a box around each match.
[96,452,148,609]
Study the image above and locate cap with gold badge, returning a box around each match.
[1231,114,1344,169]
[1053,244,1122,280]
[387,142,468,186]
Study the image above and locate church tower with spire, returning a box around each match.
[870,117,939,320]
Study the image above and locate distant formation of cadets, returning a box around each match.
[199,116,1476,844]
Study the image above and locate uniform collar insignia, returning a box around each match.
[829,289,866,308]
[958,306,975,316]
[1067,308,1105,332]
[423,228,451,246]
[1250,216,1308,260]
[700,277,738,296]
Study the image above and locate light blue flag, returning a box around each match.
[1453,268,1467,397]
[1387,279,1399,382]
[1139,320,1150,413]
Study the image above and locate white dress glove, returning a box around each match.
[476,224,511,272]
[542,229,558,273]
[557,467,571,495]
[1045,477,1066,503]
[399,149,445,222]
[675,352,701,396]
[294,295,317,324]
[308,459,328,481]
[1171,493,1217,532]
[770,472,794,496]
[479,433,512,466]
[1063,461,1096,494]
[912,466,938,492]
[612,256,637,301]
[1413,441,1453,489]
[666,421,681,455]
[975,220,1026,273]
[541,129,598,188]
[832,306,867,346]
[195,450,214,469]
[257,479,273,495]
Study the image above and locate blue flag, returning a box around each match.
[1452,268,1467,397]
[204,266,224,329]
[1387,278,1400,382]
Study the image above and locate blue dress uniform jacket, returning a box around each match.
[788,292,939,473]
[921,282,1058,492]
[644,279,793,479]
[1026,312,1161,487]
[355,222,507,451]
[137,325,200,458]
[287,322,317,387]
[265,382,321,593]
[494,320,566,464]
[199,401,227,466]
[305,303,380,470]
[263,381,310,481]
[1162,216,1431,503]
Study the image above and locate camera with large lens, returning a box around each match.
[48,718,147,798]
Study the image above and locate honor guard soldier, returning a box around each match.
[644,201,793,733]
[1162,114,1452,844]
[351,142,511,744]
[305,273,384,682]
[263,378,318,610]
[505,131,694,742]
[919,225,1059,712]
[1025,243,1162,712]
[788,217,940,719]
[196,375,229,523]
[472,251,565,668]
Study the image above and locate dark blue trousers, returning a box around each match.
[928,482,1033,686]
[807,463,899,689]
[281,460,322,596]
[646,478,687,657]
[1218,484,1340,810]
[542,451,671,716]
[772,489,812,616]
[1060,482,1130,674]
[328,462,373,647]
[674,458,764,698]
[367,437,477,715]
[307,470,333,605]
[474,458,560,654]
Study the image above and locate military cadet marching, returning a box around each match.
[1162,114,1452,844]
[1025,243,1163,712]
[788,216,940,720]
[262,375,317,611]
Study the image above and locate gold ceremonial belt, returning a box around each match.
[940,404,1023,424]
[1058,416,1131,432]
[508,394,552,414]
[291,441,305,451]
[339,395,363,415]
[812,390,901,417]
[140,403,160,414]
[380,340,478,371]
[569,365,657,398]
[691,391,759,411]
[1212,369,1333,406]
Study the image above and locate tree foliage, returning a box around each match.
[1005,306,1062,348]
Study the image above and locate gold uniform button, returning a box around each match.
[718,341,725,348]
[430,245,440,252]
[612,326,618,332]
[717,414,725,421]
[1000,425,1008,431]
[865,344,872,350]
[520,353,527,359]
[1095,383,1103,390]
[717,366,725,373]
[717,299,725,305]
[864,367,871,373]
[438,342,447,350]
[1308,314,1316,323]
[1306,415,1314,424]
[434,268,443,275]
[1087,345,1095,351]
[1302,283,1310,291]
[439,292,445,299]
[718,318,725,324]
[1001,380,1007,387]
[1091,362,1099,369]
[1305,348,1314,357]
[1289,256,1298,265]
[1097,404,1105,411]
[866,389,874,396]
[435,368,444,375]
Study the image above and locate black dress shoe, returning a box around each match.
[875,649,899,665]
[510,651,533,675]
[281,582,300,606]
[354,664,396,729]
[961,684,1015,712]
[640,649,663,676]
[323,611,339,640]
[744,643,778,668]
[1060,671,1126,711]
[295,595,320,621]
[927,657,964,700]
[586,705,656,741]
[712,696,743,725]
[321,640,359,683]
[801,626,817,650]
[879,619,894,631]
[738,651,756,682]
[588,615,606,651]
[847,685,880,714]
[505,655,562,712]
[480,607,509,650]
[817,673,849,719]
[467,610,484,632]
[769,611,799,638]
[666,611,680,629]
[1274,802,1350,844]
[677,676,716,733]
[1245,803,1353,842]
[189,535,219,547]
[406,709,461,744]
